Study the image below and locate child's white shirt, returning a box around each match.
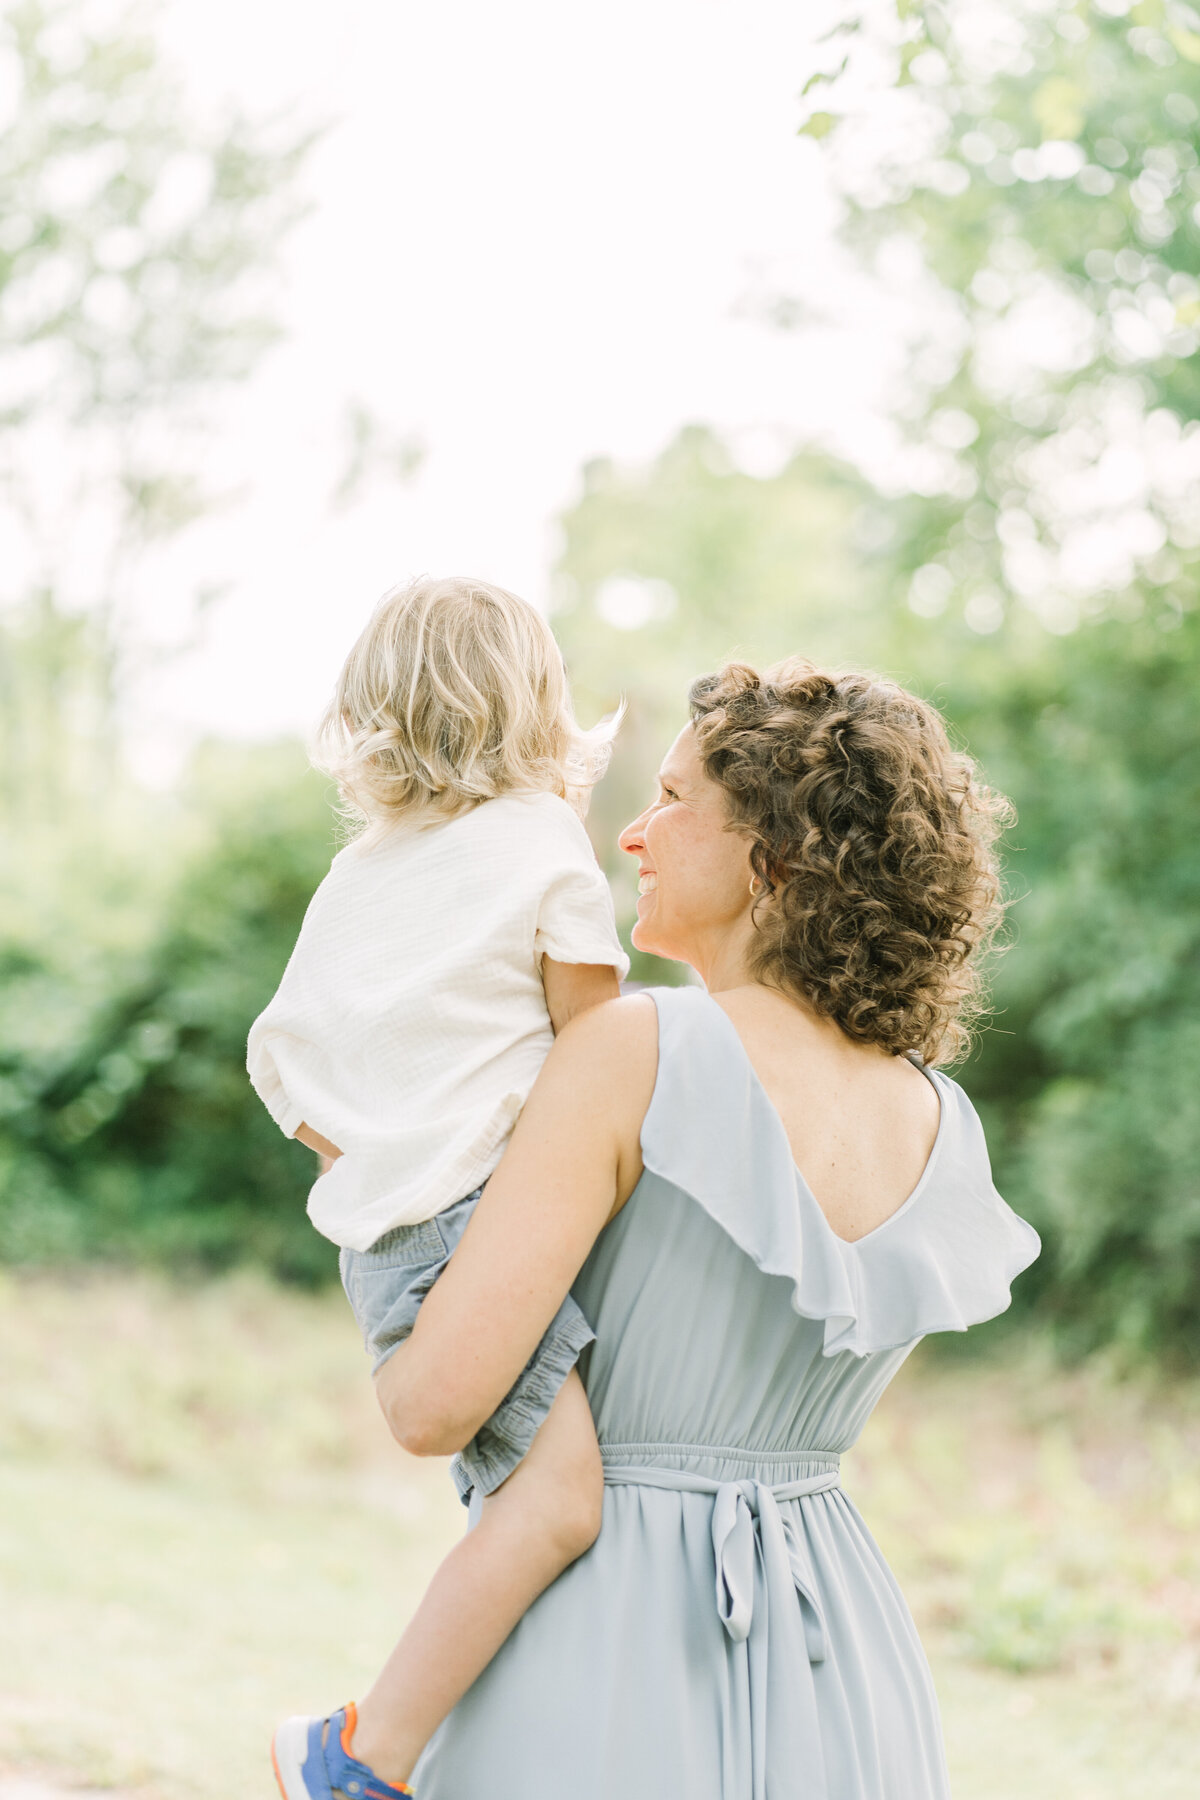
[246,791,630,1251]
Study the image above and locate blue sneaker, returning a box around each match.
[272,1703,414,1800]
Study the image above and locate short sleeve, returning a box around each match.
[245,1019,307,1138]
[533,805,630,977]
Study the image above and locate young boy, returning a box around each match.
[248,575,627,1798]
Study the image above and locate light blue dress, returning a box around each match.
[414,986,1041,1800]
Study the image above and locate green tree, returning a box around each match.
[797,0,1200,640]
[0,0,337,1276]
[790,0,1200,1358]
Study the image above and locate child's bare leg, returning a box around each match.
[350,1368,603,1786]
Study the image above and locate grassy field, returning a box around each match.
[0,1270,1197,1798]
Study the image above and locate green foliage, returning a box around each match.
[789,0,1200,1359]
[0,605,339,1278]
[2,0,1197,1358]
[931,613,1200,1361]
[799,0,1200,638]
[65,741,339,1281]
[0,2,330,1278]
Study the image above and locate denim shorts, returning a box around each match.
[338,1186,596,1507]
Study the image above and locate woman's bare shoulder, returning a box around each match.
[553,990,659,1083]
[546,992,659,1205]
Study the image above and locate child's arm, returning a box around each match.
[541,957,622,1034]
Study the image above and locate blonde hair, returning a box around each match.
[314,575,618,834]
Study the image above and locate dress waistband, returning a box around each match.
[600,1456,841,1800]
[600,1440,841,1483]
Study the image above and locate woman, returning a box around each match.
[379,658,1040,1799]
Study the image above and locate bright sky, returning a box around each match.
[133,0,907,772]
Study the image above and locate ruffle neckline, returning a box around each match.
[638,986,1041,1359]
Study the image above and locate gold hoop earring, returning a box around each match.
[749,875,764,900]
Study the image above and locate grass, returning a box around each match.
[0,1270,1198,1798]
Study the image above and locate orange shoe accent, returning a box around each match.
[337,1701,414,1796]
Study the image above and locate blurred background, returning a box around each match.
[1,0,1199,1793]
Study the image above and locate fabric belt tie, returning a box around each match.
[602,1463,840,1800]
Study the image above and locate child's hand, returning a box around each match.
[295,1120,343,1162]
[542,959,622,1035]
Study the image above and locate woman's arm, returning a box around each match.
[377,993,658,1457]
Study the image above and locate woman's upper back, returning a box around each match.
[572,985,1040,1471]
[706,984,944,1246]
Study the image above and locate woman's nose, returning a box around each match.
[618,809,649,857]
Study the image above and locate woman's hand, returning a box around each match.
[377,993,658,1457]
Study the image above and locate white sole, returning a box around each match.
[272,1714,317,1800]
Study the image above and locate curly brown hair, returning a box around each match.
[688,658,1015,1067]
